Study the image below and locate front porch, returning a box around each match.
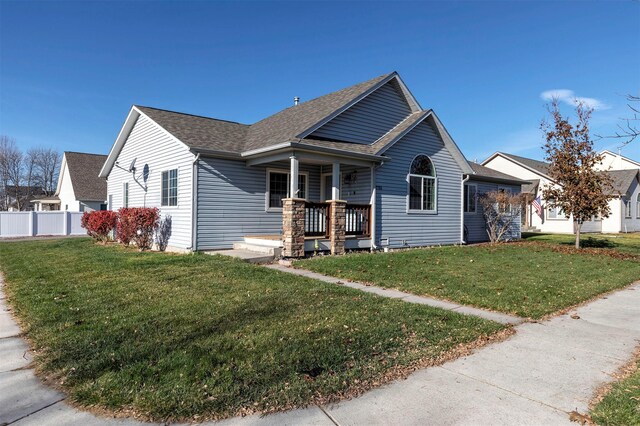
[241,149,379,257]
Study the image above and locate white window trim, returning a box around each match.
[265,168,309,212]
[406,174,438,214]
[161,168,179,208]
[406,154,437,214]
[636,194,640,219]
[123,182,129,208]
[546,204,567,221]
[624,199,632,219]
[320,172,342,201]
[463,183,477,214]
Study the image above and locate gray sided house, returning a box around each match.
[463,162,525,243]
[100,72,520,254]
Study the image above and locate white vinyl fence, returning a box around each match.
[0,211,85,238]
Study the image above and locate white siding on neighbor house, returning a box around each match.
[464,180,521,243]
[375,120,463,248]
[622,179,640,232]
[310,81,412,144]
[107,114,195,250]
[57,162,81,212]
[595,152,640,171]
[196,158,322,250]
[483,155,546,183]
[602,199,623,233]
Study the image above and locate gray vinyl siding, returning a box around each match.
[464,180,522,243]
[375,121,463,248]
[310,81,412,144]
[320,164,372,204]
[196,158,321,250]
[106,114,194,250]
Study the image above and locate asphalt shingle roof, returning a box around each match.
[467,162,526,184]
[64,152,108,201]
[602,169,640,195]
[497,153,551,176]
[134,73,394,155]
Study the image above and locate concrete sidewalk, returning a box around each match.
[1,276,638,425]
[266,264,524,325]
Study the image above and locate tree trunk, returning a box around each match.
[575,221,581,249]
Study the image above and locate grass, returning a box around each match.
[0,238,504,422]
[591,356,640,425]
[296,243,640,319]
[523,232,640,256]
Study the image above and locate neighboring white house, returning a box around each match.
[53,152,108,212]
[482,152,640,234]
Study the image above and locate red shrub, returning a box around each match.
[116,208,136,245]
[81,210,118,243]
[116,207,160,250]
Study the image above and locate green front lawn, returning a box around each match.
[296,243,640,319]
[591,356,640,425]
[523,232,640,256]
[0,238,504,422]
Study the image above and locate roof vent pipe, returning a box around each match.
[294,96,300,106]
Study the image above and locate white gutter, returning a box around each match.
[190,153,200,252]
[461,174,470,244]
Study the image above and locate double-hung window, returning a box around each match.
[625,198,632,218]
[161,169,178,207]
[547,200,565,219]
[267,170,307,209]
[464,184,477,213]
[408,155,436,212]
[637,194,640,219]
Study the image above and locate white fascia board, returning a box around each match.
[54,154,68,196]
[393,74,422,112]
[99,106,194,178]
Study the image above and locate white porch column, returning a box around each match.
[290,155,299,198]
[332,162,340,200]
[370,165,376,249]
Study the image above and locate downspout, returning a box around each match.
[370,164,377,251]
[190,153,200,252]
[461,174,470,244]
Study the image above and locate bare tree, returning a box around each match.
[33,147,60,195]
[596,94,639,147]
[0,136,62,210]
[541,100,614,248]
[2,138,25,210]
[478,190,524,243]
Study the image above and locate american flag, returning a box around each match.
[532,196,543,218]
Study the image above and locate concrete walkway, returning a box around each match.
[1,275,639,425]
[266,264,524,325]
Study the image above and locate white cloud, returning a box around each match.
[540,89,610,110]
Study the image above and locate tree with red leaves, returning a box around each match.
[541,100,613,249]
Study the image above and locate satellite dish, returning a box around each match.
[128,158,137,173]
[142,164,149,183]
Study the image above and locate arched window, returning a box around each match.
[408,155,437,212]
[636,193,640,219]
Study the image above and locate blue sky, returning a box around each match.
[1,0,639,162]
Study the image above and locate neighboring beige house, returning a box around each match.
[482,151,640,234]
[52,152,108,212]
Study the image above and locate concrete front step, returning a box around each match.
[232,242,282,258]
[204,249,275,264]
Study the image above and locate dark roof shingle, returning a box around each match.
[467,162,526,184]
[64,152,108,201]
[602,169,640,195]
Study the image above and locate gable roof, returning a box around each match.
[603,169,640,196]
[135,106,249,153]
[101,72,473,176]
[466,161,527,185]
[600,149,640,168]
[483,152,551,179]
[60,152,108,202]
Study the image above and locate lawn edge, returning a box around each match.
[0,270,514,423]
